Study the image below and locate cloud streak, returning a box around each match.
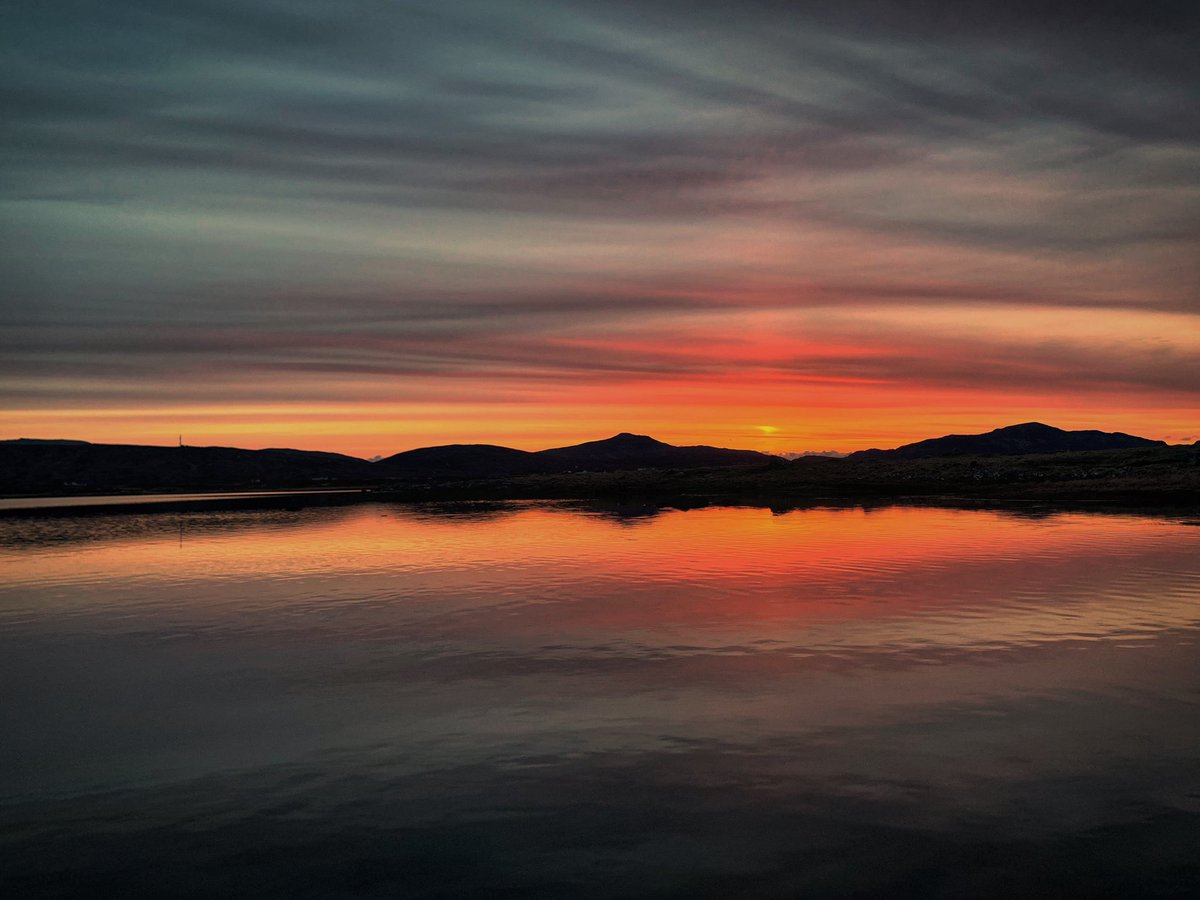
[1,0,1197,451]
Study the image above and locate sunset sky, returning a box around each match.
[2,0,1197,457]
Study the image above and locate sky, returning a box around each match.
[2,0,1198,457]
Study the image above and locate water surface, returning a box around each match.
[2,502,1198,897]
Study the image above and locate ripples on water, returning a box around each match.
[1,501,1198,897]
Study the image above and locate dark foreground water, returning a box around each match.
[1,501,1198,898]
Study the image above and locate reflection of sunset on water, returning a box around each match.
[4,504,1197,661]
[3,502,1198,896]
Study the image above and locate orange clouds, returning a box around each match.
[3,3,1197,456]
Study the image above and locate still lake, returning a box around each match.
[2,500,1198,897]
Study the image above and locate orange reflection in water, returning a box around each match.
[4,503,1197,660]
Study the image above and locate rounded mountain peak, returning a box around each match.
[996,422,1059,434]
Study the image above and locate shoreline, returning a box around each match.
[1,483,1197,520]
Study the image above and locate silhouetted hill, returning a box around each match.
[846,423,1165,460]
[1,433,771,496]
[0,440,374,495]
[362,443,1199,507]
[536,433,769,470]
[5,426,1188,503]
[375,433,770,478]
[375,444,547,478]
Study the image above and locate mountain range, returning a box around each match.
[846,422,1165,460]
[0,423,1184,496]
[0,432,768,494]
[378,432,766,477]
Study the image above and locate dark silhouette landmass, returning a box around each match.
[377,443,547,478]
[2,425,1197,507]
[847,422,1165,460]
[375,432,767,478]
[538,432,767,470]
[0,440,374,495]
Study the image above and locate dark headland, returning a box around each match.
[2,423,1198,510]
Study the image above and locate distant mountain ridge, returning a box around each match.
[0,439,376,495]
[846,422,1165,460]
[376,432,768,477]
[1,424,1177,496]
[537,432,766,470]
[1,433,770,494]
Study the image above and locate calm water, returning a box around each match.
[1,501,1198,898]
